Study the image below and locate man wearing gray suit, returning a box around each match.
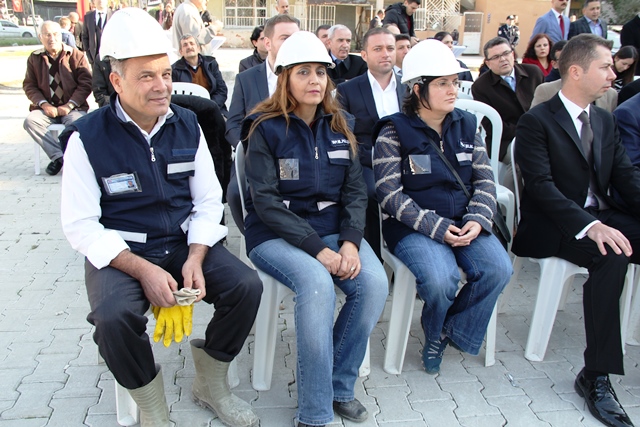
[568,0,607,39]
[225,14,300,232]
[531,0,570,43]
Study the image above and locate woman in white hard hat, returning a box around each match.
[241,31,387,427]
[373,39,512,374]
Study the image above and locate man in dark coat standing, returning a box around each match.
[621,13,640,75]
[382,0,420,44]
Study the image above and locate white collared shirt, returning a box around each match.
[95,9,107,26]
[367,70,399,119]
[61,96,227,269]
[558,90,600,238]
[266,60,278,96]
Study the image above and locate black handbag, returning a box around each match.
[425,140,512,249]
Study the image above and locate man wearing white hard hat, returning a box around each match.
[242,31,388,427]
[373,39,512,375]
[59,8,262,427]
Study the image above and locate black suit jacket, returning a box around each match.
[471,63,543,160]
[512,94,640,258]
[568,16,607,39]
[82,10,112,65]
[336,73,405,168]
[225,61,269,148]
[328,54,368,85]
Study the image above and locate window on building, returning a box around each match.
[225,0,267,28]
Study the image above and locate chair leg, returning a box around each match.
[115,381,139,426]
[252,272,285,391]
[484,303,497,367]
[383,266,417,375]
[499,256,523,314]
[525,260,571,362]
[34,141,41,175]
[358,340,371,377]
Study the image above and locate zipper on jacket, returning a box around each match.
[150,146,156,162]
[315,146,319,160]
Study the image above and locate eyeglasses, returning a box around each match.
[487,49,513,62]
[430,79,460,90]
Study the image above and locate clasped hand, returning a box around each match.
[316,241,361,280]
[444,221,482,247]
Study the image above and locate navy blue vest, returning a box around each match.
[374,109,478,247]
[68,97,201,257]
[244,112,355,252]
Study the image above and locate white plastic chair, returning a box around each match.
[172,82,210,99]
[457,80,473,100]
[455,99,516,252]
[234,146,370,391]
[507,140,635,362]
[107,312,240,426]
[379,207,498,374]
[39,124,66,175]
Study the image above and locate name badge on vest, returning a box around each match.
[102,172,142,195]
[279,158,299,180]
[403,154,432,175]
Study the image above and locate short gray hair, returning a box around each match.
[328,24,350,40]
[109,57,127,77]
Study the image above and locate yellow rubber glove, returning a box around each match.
[152,305,186,347]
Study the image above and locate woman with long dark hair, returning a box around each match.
[522,33,554,77]
[242,31,387,427]
[612,46,639,92]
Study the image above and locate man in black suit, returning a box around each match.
[326,24,367,85]
[68,12,83,50]
[225,14,299,232]
[471,36,543,192]
[568,0,607,39]
[514,34,640,427]
[82,0,112,65]
[337,27,405,257]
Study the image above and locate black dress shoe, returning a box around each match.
[574,368,634,427]
[333,399,368,422]
[45,158,63,176]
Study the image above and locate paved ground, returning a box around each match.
[1,46,640,427]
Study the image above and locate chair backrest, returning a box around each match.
[454,98,503,183]
[235,144,249,220]
[458,81,473,99]
[510,138,522,224]
[172,82,210,99]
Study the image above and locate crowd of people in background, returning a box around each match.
[17,1,640,426]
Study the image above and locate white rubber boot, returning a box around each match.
[127,364,171,427]
[190,339,259,427]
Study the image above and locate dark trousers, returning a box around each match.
[555,208,640,375]
[85,242,262,389]
[362,166,381,261]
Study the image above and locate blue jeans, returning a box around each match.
[250,235,388,426]
[394,231,512,354]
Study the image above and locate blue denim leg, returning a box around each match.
[249,235,387,426]
[394,231,512,355]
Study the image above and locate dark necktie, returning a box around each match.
[559,15,565,38]
[97,12,103,29]
[578,111,608,209]
[96,13,104,61]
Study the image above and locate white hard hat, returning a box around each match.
[99,8,174,60]
[401,39,467,85]
[274,31,335,75]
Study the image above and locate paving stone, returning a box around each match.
[411,399,459,427]
[404,370,451,402]
[466,364,525,398]
[0,419,48,427]
[458,414,506,426]
[487,395,550,426]
[519,377,576,412]
[1,381,63,420]
[367,386,422,423]
[533,360,579,394]
[495,350,547,380]
[22,353,75,384]
[439,380,501,419]
[47,396,98,426]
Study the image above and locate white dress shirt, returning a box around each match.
[367,71,400,119]
[61,97,227,269]
[558,90,600,239]
[266,59,278,97]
